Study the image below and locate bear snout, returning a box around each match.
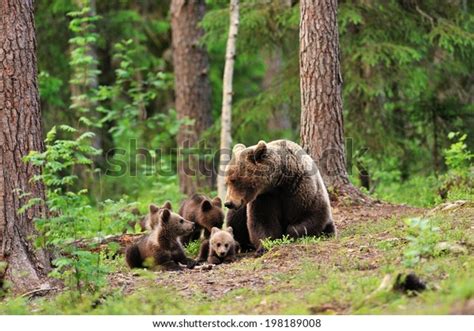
[224,201,235,209]
[225,199,244,209]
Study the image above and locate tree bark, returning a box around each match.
[0,0,51,293]
[217,0,239,201]
[171,0,213,195]
[299,0,367,203]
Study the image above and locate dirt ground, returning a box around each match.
[111,202,423,300]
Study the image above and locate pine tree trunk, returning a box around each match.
[0,0,51,293]
[171,0,213,195]
[299,0,367,203]
[217,0,239,201]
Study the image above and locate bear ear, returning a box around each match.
[160,208,171,224]
[149,204,160,214]
[201,200,212,212]
[232,143,246,154]
[211,227,220,236]
[212,197,222,208]
[162,201,172,211]
[249,141,267,163]
[226,226,233,235]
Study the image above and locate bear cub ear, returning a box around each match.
[211,227,220,236]
[249,140,267,163]
[162,201,172,211]
[201,200,213,212]
[149,204,160,214]
[226,226,233,235]
[160,209,171,224]
[212,197,222,208]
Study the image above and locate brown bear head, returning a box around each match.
[157,204,195,237]
[224,141,277,209]
[146,201,173,230]
[196,196,224,231]
[210,227,235,258]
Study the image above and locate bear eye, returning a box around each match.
[217,243,221,247]
[179,219,184,224]
[225,244,229,248]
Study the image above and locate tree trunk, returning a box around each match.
[0,0,51,293]
[299,0,367,203]
[217,0,239,201]
[171,0,213,195]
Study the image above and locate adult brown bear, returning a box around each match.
[224,140,335,255]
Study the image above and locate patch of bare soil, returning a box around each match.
[332,201,423,230]
[115,203,423,301]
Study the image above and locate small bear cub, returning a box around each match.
[179,194,224,261]
[125,203,196,271]
[207,227,237,265]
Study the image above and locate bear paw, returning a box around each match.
[186,259,198,269]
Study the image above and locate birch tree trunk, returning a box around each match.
[171,0,213,195]
[0,0,51,293]
[299,0,367,203]
[217,0,240,201]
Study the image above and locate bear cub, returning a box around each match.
[179,194,224,261]
[125,203,197,271]
[207,227,237,265]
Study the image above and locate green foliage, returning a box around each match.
[68,6,101,127]
[204,0,474,187]
[444,132,473,171]
[99,39,173,142]
[403,218,442,268]
[261,235,323,251]
[372,175,439,207]
[184,240,201,258]
[439,132,474,201]
[261,235,294,250]
[19,4,183,298]
[95,38,181,200]
[23,125,106,295]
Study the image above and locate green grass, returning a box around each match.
[184,240,201,257]
[1,201,472,315]
[372,175,441,207]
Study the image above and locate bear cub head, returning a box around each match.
[225,141,275,210]
[196,196,224,231]
[149,203,195,237]
[145,201,172,230]
[209,227,236,262]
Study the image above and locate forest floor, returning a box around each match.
[1,200,473,314]
[102,200,473,314]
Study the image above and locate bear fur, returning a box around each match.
[178,194,224,261]
[125,203,197,271]
[224,139,336,255]
[207,227,237,265]
[143,201,172,231]
[226,206,253,252]
[122,201,172,233]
